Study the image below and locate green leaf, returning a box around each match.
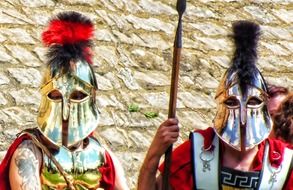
[128,104,140,112]
[144,111,158,118]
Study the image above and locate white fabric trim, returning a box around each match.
[258,144,293,189]
[192,133,219,190]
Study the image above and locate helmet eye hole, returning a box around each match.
[70,90,88,101]
[224,97,240,108]
[48,90,62,100]
[247,97,263,106]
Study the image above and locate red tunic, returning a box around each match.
[0,134,115,190]
[159,127,293,190]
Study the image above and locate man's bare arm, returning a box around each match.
[9,140,42,190]
[137,119,179,190]
[138,151,162,190]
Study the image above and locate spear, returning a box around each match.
[162,0,186,190]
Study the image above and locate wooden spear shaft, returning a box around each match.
[162,1,186,190]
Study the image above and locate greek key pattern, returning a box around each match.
[221,168,260,188]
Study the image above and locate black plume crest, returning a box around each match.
[47,41,92,77]
[229,21,261,92]
[54,11,92,25]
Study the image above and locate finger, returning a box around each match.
[159,126,178,138]
[168,125,179,132]
[160,118,178,127]
[168,118,178,124]
[162,137,177,146]
[161,131,179,143]
[170,137,178,144]
[169,131,179,138]
[164,136,179,145]
[161,125,179,132]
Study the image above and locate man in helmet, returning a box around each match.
[0,11,128,190]
[138,21,293,190]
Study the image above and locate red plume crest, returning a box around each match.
[42,15,94,46]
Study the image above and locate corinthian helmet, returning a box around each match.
[213,21,272,152]
[37,11,99,148]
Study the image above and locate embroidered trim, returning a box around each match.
[221,167,260,188]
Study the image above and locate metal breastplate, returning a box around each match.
[41,137,105,190]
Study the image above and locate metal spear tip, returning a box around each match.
[176,0,186,15]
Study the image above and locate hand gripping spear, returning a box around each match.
[162,0,186,190]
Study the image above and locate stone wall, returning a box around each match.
[0,0,292,189]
